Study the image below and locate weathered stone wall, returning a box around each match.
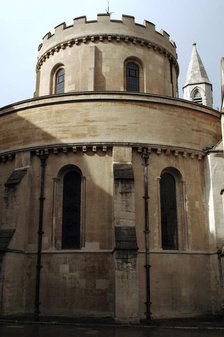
[133,150,210,252]
[1,253,26,315]
[139,253,214,319]
[0,94,220,154]
[0,144,222,318]
[25,252,114,316]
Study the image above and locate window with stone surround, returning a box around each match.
[126,62,139,92]
[125,58,143,92]
[54,165,84,249]
[62,168,81,248]
[50,64,65,95]
[55,68,65,94]
[159,167,187,250]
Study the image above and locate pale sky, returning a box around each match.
[0,0,223,108]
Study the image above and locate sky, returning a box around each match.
[0,0,223,109]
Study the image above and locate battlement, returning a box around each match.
[38,13,177,60]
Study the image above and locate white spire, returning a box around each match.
[183,43,213,108]
[184,43,211,87]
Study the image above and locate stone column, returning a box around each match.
[88,45,96,91]
[113,147,139,322]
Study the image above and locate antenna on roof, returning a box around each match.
[105,1,114,15]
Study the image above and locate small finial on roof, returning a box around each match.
[105,1,114,15]
[192,42,196,46]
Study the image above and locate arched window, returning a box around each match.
[192,88,202,104]
[126,62,140,92]
[55,68,65,94]
[160,172,178,250]
[62,167,81,249]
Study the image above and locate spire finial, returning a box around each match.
[105,1,114,15]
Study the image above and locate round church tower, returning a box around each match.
[35,14,178,97]
[0,14,222,321]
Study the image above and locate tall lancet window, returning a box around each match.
[62,167,81,249]
[126,62,140,92]
[55,68,65,94]
[160,172,178,250]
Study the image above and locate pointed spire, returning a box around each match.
[184,43,211,87]
[183,43,213,108]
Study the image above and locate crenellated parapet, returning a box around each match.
[37,13,178,72]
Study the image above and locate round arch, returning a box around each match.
[57,164,82,179]
[50,63,65,94]
[124,57,144,92]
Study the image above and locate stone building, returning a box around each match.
[0,13,223,322]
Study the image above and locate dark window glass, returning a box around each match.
[62,170,81,249]
[55,68,65,94]
[126,62,139,92]
[160,172,178,250]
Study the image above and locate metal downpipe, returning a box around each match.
[141,148,152,321]
[34,152,48,320]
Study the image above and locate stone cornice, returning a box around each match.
[0,143,206,164]
[36,33,179,75]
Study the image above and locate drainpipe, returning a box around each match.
[34,151,48,320]
[141,147,152,321]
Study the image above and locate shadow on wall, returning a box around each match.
[0,105,115,317]
[95,47,106,91]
